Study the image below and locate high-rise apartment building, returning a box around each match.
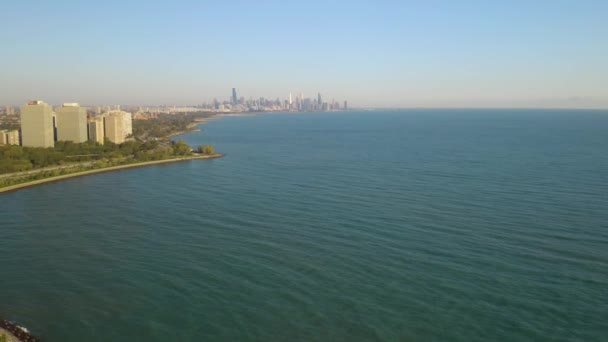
[88,116,105,144]
[0,130,20,145]
[20,100,55,147]
[344,100,348,110]
[122,111,132,137]
[55,103,88,143]
[104,110,132,144]
[7,130,20,145]
[232,88,237,105]
[104,113,124,144]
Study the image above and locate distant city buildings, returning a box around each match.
[214,88,347,113]
[133,112,148,120]
[20,100,55,148]
[3,105,15,115]
[2,90,346,149]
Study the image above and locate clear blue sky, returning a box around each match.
[1,0,606,108]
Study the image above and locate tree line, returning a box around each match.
[132,112,215,139]
[0,139,207,174]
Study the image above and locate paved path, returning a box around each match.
[0,161,96,179]
[0,154,223,194]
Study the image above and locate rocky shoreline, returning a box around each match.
[0,319,39,342]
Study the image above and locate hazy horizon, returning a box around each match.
[1,0,606,108]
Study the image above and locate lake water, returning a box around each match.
[1,110,607,341]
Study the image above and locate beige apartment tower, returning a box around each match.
[8,130,20,145]
[20,100,55,148]
[123,111,133,137]
[55,103,88,143]
[104,111,131,144]
[0,130,20,145]
[6,130,20,145]
[88,116,105,144]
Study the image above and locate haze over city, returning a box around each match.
[1,0,607,108]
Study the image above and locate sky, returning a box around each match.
[1,0,607,108]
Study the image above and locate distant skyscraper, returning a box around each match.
[289,93,292,105]
[344,100,348,110]
[232,88,237,105]
[20,100,55,147]
[318,93,322,106]
[55,103,88,143]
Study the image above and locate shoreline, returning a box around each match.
[167,124,201,138]
[167,117,216,138]
[0,154,223,194]
[0,319,38,342]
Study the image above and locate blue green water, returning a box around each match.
[1,110,607,341]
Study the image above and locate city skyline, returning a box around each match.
[0,88,348,113]
[1,1,607,108]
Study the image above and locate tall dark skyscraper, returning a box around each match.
[344,100,348,110]
[317,93,322,106]
[232,88,237,105]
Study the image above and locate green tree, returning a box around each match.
[197,144,215,155]
[172,139,192,156]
